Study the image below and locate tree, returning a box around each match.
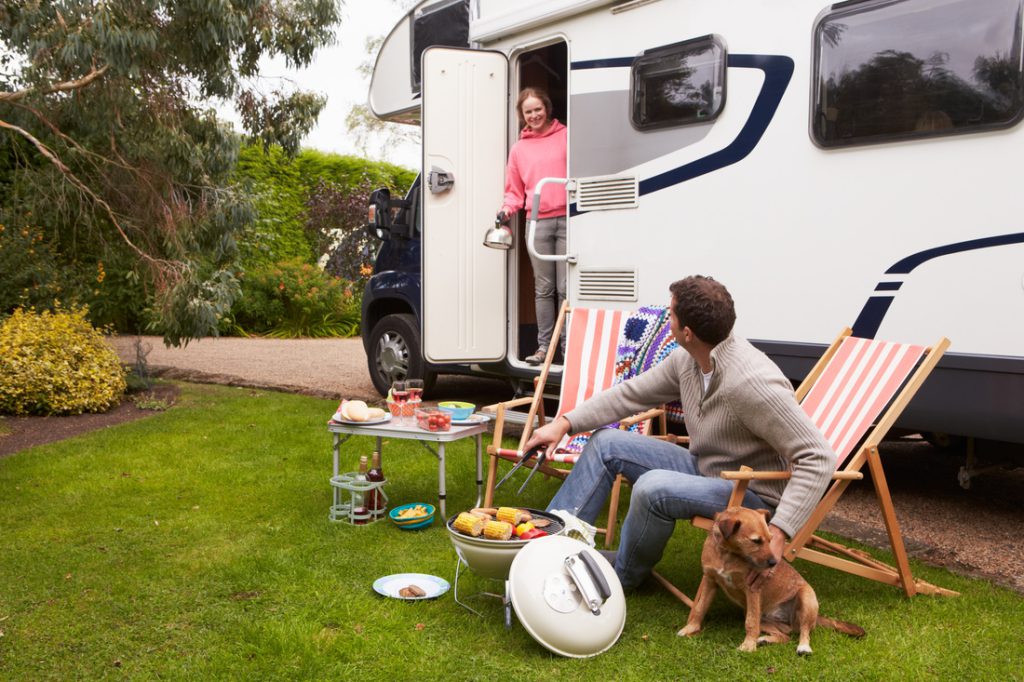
[0,0,341,344]
[345,1,421,160]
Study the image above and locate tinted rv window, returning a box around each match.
[411,0,470,94]
[812,0,1024,147]
[631,35,726,130]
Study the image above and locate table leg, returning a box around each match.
[438,443,447,521]
[474,434,483,508]
[332,433,340,509]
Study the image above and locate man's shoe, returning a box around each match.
[525,350,546,365]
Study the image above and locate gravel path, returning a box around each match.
[111,335,1024,594]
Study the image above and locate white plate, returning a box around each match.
[330,413,392,426]
[372,573,450,600]
[451,414,491,426]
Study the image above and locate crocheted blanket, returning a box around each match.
[560,305,684,455]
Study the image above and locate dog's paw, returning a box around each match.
[677,624,701,638]
[737,639,758,653]
[796,644,813,656]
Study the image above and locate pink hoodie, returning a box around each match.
[501,119,567,219]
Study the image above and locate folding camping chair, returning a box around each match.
[482,302,663,539]
[653,328,955,606]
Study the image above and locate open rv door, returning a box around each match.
[421,47,508,364]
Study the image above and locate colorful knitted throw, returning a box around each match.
[560,304,684,454]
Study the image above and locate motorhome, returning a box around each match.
[360,0,1024,462]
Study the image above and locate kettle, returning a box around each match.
[483,216,513,250]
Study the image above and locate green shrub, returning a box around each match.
[229,259,360,338]
[0,222,76,314]
[0,308,126,415]
[232,145,416,273]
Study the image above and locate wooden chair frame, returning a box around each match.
[649,328,957,605]
[482,302,658,540]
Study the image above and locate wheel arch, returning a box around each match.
[362,295,418,354]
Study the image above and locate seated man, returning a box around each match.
[525,275,836,590]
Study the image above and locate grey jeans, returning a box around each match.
[529,216,567,350]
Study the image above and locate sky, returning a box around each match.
[221,0,420,169]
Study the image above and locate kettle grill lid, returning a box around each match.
[507,535,626,658]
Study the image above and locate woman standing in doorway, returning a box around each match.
[499,87,568,365]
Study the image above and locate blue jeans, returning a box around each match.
[546,428,771,589]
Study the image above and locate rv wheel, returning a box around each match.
[367,313,436,397]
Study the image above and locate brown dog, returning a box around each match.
[677,506,865,654]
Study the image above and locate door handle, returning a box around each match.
[428,166,454,194]
[526,177,576,264]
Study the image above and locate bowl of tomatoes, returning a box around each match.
[415,407,452,432]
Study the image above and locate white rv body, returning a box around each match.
[366,0,1024,444]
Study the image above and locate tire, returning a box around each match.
[366,313,436,397]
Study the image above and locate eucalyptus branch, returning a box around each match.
[0,64,110,103]
[0,117,183,280]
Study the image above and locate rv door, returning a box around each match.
[421,47,508,363]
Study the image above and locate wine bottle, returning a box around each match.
[352,455,370,524]
[367,451,386,519]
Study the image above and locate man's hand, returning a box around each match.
[524,416,572,459]
[746,524,788,590]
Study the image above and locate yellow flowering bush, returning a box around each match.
[0,308,126,415]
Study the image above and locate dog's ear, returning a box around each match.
[756,508,772,522]
[718,516,741,540]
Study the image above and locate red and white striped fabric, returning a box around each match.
[548,307,628,463]
[800,336,926,466]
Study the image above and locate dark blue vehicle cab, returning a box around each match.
[361,176,432,397]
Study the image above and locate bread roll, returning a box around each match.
[342,400,369,421]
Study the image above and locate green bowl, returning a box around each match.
[438,401,475,421]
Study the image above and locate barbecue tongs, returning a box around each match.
[493,445,546,495]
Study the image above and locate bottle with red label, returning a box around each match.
[366,451,386,519]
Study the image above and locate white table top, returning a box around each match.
[327,416,489,442]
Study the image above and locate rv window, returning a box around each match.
[411,0,470,94]
[812,0,1024,147]
[631,35,726,131]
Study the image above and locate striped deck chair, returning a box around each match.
[483,303,656,536]
[654,328,955,606]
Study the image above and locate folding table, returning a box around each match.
[327,418,488,521]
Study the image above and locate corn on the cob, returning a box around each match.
[453,512,484,536]
[483,520,513,540]
[496,506,524,525]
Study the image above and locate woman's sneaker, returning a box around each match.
[525,350,547,365]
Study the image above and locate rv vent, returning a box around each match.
[577,268,638,302]
[575,175,639,212]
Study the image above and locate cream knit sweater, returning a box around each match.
[563,334,836,537]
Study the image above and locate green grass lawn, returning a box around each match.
[1,383,1022,681]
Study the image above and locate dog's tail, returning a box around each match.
[816,615,866,638]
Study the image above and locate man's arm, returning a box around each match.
[731,374,836,539]
[559,349,686,435]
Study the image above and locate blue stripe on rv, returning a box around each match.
[852,232,1024,337]
[567,54,794,215]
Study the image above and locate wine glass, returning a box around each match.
[391,380,408,403]
[406,378,424,402]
